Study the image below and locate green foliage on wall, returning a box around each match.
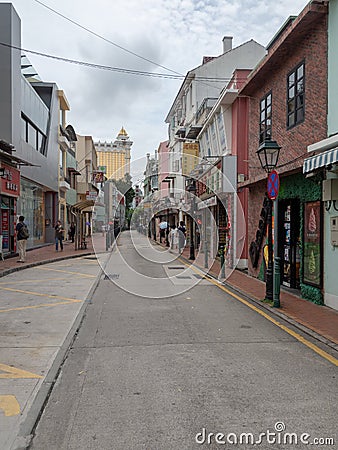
[278,172,322,202]
[300,283,323,305]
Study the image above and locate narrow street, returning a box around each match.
[29,231,337,450]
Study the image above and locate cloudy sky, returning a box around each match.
[2,0,308,177]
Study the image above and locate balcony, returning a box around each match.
[195,97,218,125]
[59,180,70,191]
[58,135,71,152]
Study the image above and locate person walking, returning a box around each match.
[55,220,64,251]
[169,224,179,251]
[15,216,29,262]
[69,222,76,243]
[159,220,168,244]
[177,221,186,253]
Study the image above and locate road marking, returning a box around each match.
[0,277,66,285]
[37,267,96,277]
[0,395,20,416]
[180,259,338,367]
[0,286,81,302]
[0,300,81,314]
[0,363,42,379]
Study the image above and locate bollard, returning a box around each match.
[273,256,281,308]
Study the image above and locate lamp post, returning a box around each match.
[186,179,196,260]
[256,138,281,306]
[164,197,171,247]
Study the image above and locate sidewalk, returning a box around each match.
[179,245,338,347]
[0,238,95,278]
[0,235,106,450]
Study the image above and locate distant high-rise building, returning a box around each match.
[95,127,132,180]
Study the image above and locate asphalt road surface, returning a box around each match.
[29,231,337,450]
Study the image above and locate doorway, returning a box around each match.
[279,199,300,289]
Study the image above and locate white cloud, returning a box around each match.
[3,0,308,170]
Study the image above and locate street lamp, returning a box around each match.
[256,138,281,307]
[186,179,196,260]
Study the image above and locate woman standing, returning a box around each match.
[55,220,64,251]
[69,222,76,243]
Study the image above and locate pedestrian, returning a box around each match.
[177,220,186,253]
[169,224,179,251]
[159,220,168,244]
[55,220,64,251]
[69,222,76,243]
[15,216,29,262]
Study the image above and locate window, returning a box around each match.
[21,113,47,156]
[287,62,305,128]
[259,92,272,143]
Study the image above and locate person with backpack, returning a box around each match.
[15,215,29,262]
[55,220,64,251]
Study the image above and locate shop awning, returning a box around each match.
[303,147,338,174]
[71,200,95,213]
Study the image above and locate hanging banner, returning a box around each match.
[303,201,321,287]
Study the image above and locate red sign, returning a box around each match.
[267,170,279,200]
[0,164,20,197]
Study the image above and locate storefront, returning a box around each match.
[275,173,322,303]
[17,178,45,249]
[0,163,20,256]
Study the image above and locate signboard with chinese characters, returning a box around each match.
[197,195,217,210]
[93,171,105,183]
[182,143,199,176]
[303,201,321,287]
[0,164,20,197]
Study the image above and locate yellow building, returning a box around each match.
[95,127,132,180]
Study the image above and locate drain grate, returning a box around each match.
[175,275,191,279]
[104,273,120,280]
[168,266,185,270]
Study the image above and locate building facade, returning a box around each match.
[302,0,338,310]
[0,4,60,250]
[239,1,328,304]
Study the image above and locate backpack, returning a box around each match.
[20,224,29,239]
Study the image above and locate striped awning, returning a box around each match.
[303,147,338,174]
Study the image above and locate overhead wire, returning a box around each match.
[0,41,241,83]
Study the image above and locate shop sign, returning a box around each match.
[182,143,199,176]
[197,196,217,210]
[92,171,105,183]
[303,201,321,287]
[0,164,20,196]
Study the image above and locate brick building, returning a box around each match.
[239,1,328,303]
